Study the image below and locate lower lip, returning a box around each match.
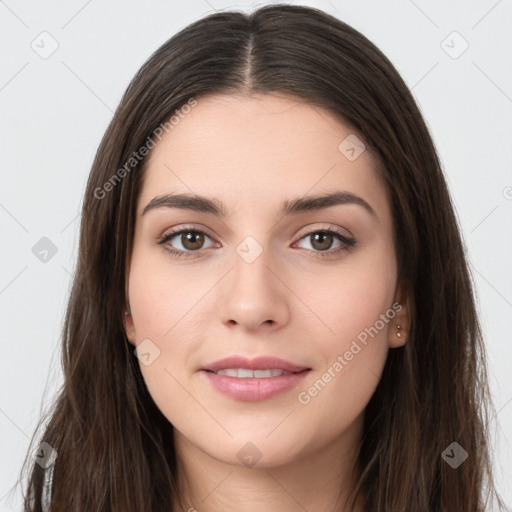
[200,370,311,401]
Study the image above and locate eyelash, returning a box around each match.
[157,225,357,260]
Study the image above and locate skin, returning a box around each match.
[124,92,410,512]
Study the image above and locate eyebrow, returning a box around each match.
[142,190,377,219]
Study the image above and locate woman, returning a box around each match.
[19,4,509,511]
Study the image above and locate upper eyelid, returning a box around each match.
[158,224,216,243]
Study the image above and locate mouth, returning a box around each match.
[204,368,302,378]
[199,356,312,401]
[200,368,311,401]
[201,355,311,374]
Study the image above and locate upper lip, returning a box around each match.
[201,356,310,373]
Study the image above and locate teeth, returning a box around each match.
[213,368,293,378]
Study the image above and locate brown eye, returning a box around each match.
[180,231,205,251]
[309,232,335,251]
[158,228,216,257]
[294,228,356,258]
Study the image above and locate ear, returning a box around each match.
[123,262,136,346]
[124,309,136,346]
[388,282,411,348]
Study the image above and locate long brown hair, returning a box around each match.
[18,4,509,511]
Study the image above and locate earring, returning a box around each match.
[396,324,402,338]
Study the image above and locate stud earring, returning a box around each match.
[396,324,402,338]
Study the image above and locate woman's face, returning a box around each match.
[124,92,408,469]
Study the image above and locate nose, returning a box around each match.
[218,243,290,333]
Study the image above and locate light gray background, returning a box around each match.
[1,0,511,509]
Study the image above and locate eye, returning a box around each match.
[157,226,217,258]
[293,227,356,258]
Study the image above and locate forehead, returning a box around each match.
[137,93,390,224]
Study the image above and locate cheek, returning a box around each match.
[304,280,391,401]
[294,272,392,444]
[299,257,396,350]
[127,249,205,417]
[294,248,396,402]
[127,244,198,338]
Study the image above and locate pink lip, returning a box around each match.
[200,369,311,401]
[199,355,311,401]
[201,355,310,373]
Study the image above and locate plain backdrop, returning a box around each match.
[1,0,511,509]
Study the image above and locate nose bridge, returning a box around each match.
[231,231,278,296]
[218,230,290,329]
[226,204,278,271]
